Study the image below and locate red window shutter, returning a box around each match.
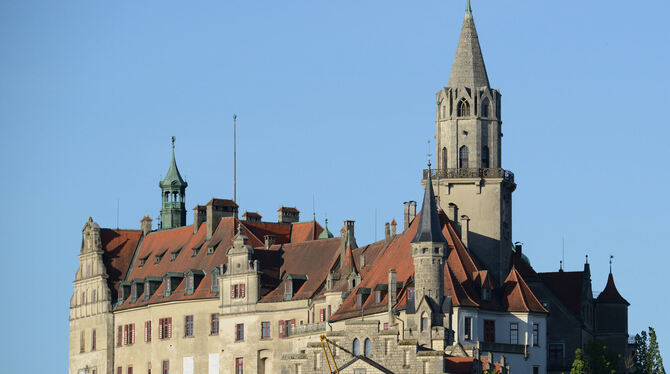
[123,325,128,345]
[158,319,163,340]
[320,309,325,322]
[241,284,245,298]
[167,317,172,338]
[279,320,284,338]
[231,285,236,299]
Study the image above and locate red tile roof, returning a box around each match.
[538,271,584,316]
[596,273,629,305]
[502,268,548,313]
[443,357,476,374]
[207,198,238,207]
[289,221,324,242]
[100,229,143,303]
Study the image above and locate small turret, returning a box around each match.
[159,137,188,229]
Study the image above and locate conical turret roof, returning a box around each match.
[596,273,629,305]
[448,1,490,89]
[161,138,187,188]
[412,168,446,243]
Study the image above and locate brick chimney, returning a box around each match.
[460,215,470,247]
[242,211,262,223]
[140,216,152,235]
[264,235,275,249]
[388,269,398,311]
[447,203,459,223]
[408,201,417,227]
[206,198,239,240]
[193,205,206,234]
[391,219,397,236]
[277,206,300,224]
[384,222,391,242]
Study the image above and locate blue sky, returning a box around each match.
[1,0,668,371]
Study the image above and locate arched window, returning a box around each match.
[459,146,469,169]
[481,97,490,117]
[353,338,360,355]
[364,338,372,356]
[482,146,490,169]
[442,147,448,170]
[421,312,430,332]
[457,98,470,117]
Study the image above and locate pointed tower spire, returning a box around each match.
[412,164,446,243]
[159,136,188,229]
[448,0,490,89]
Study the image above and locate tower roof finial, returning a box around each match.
[161,136,187,188]
[609,255,614,274]
[171,136,175,150]
[466,0,472,14]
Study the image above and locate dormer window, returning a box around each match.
[284,281,293,301]
[170,249,181,262]
[192,244,202,257]
[138,254,150,268]
[375,290,381,303]
[207,246,215,255]
[131,284,137,300]
[186,274,194,293]
[164,278,171,297]
[283,274,307,301]
[356,294,362,307]
[155,250,166,264]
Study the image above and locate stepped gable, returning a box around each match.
[538,271,584,316]
[330,209,484,321]
[259,237,342,303]
[502,268,548,313]
[100,229,143,303]
[596,273,629,305]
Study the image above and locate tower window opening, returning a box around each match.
[482,146,490,169]
[457,98,470,117]
[442,147,447,170]
[364,338,372,356]
[482,97,490,117]
[459,146,469,169]
[353,338,360,355]
[421,312,429,331]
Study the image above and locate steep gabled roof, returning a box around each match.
[502,268,548,313]
[596,273,629,305]
[100,229,143,303]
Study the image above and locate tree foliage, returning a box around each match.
[633,327,666,374]
[570,340,619,374]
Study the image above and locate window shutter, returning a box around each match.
[279,320,284,338]
[144,321,148,342]
[158,319,163,340]
[231,285,235,299]
[167,317,172,338]
[131,323,135,344]
[240,284,245,298]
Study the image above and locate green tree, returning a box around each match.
[571,348,586,374]
[634,327,666,374]
[570,340,619,374]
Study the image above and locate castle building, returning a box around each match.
[69,2,629,374]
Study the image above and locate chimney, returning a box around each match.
[206,198,238,240]
[460,215,470,247]
[344,220,355,244]
[384,222,390,242]
[514,242,523,256]
[242,211,262,223]
[391,219,397,236]
[278,206,300,224]
[360,255,365,269]
[403,202,410,230]
[264,235,275,249]
[388,269,397,310]
[409,201,417,226]
[193,205,206,234]
[140,216,152,235]
[447,203,458,223]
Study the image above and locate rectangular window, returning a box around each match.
[185,315,194,337]
[510,322,519,345]
[549,343,565,366]
[240,284,245,298]
[211,314,219,335]
[92,329,96,351]
[375,290,381,303]
[145,320,152,342]
[235,358,243,374]
[80,330,85,353]
[464,317,472,340]
[127,366,133,374]
[278,320,285,338]
[383,322,389,330]
[147,362,151,374]
[159,318,172,339]
[162,360,169,374]
[533,367,539,374]
[261,321,271,339]
[124,325,129,345]
[532,323,539,346]
[484,320,495,343]
[356,294,362,307]
[117,367,122,374]
[235,323,244,341]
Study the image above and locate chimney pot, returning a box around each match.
[140,216,153,236]
[460,215,470,247]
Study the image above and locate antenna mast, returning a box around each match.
[233,114,237,203]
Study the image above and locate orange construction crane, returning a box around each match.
[319,334,340,374]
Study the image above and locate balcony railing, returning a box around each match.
[423,168,515,183]
[477,341,527,356]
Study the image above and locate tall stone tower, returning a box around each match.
[412,168,447,306]
[69,217,114,374]
[428,1,515,282]
[159,136,188,229]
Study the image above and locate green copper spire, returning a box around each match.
[319,218,334,239]
[466,0,472,14]
[159,136,188,229]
